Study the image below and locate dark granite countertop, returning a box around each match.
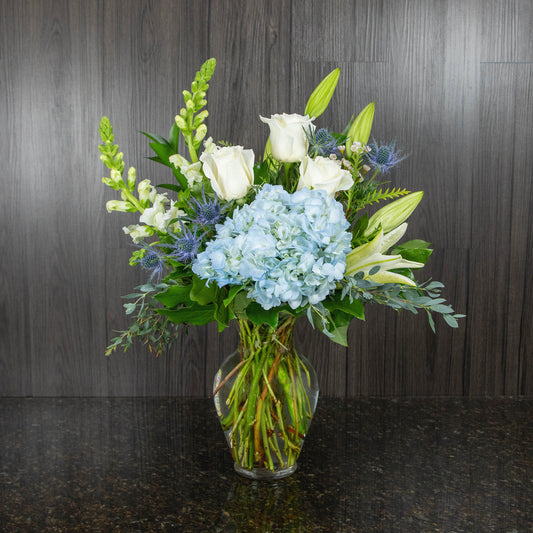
[0,397,531,532]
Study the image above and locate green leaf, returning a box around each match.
[149,142,173,164]
[443,313,459,328]
[326,310,353,346]
[351,213,369,240]
[323,296,365,320]
[223,285,244,307]
[190,276,217,305]
[158,305,216,326]
[425,281,445,290]
[169,122,180,152]
[426,310,436,333]
[139,130,169,145]
[245,302,279,328]
[214,294,232,332]
[393,239,433,265]
[171,166,188,190]
[304,68,340,118]
[124,303,137,315]
[154,285,192,308]
[430,304,455,314]
[345,102,375,156]
[327,324,349,346]
[231,291,252,318]
[157,183,182,193]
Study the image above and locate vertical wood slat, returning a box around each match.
[0,0,532,397]
[0,0,33,395]
[506,64,533,395]
[467,63,517,396]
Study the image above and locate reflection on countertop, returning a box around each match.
[0,397,531,532]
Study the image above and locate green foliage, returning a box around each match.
[105,284,180,357]
[341,274,464,334]
[355,187,411,211]
[139,128,188,189]
[391,239,433,265]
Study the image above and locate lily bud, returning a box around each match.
[304,68,340,118]
[364,192,424,236]
[345,102,375,157]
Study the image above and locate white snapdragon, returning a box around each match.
[260,113,315,162]
[139,194,169,231]
[203,136,217,154]
[164,201,186,231]
[137,179,157,204]
[106,200,132,213]
[200,145,254,201]
[122,224,153,243]
[169,154,204,188]
[297,156,354,197]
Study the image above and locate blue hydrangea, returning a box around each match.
[192,185,351,310]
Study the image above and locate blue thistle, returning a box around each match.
[363,140,406,173]
[188,188,222,226]
[305,127,342,158]
[136,245,166,282]
[168,222,202,263]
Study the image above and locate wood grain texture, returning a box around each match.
[0,0,531,397]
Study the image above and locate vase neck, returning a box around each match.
[237,315,296,358]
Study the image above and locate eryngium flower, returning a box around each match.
[141,252,165,282]
[168,223,202,263]
[306,127,342,158]
[363,140,406,173]
[192,185,351,310]
[188,188,222,227]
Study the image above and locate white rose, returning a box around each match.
[200,145,254,201]
[297,156,354,197]
[260,113,315,162]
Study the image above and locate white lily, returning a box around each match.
[345,223,424,286]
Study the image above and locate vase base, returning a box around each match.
[234,462,297,481]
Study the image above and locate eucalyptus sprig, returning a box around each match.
[105,283,180,357]
[342,273,465,333]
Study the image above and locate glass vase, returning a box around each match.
[213,315,319,480]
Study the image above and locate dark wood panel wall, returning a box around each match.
[1,0,532,397]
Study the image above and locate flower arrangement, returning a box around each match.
[98,59,462,477]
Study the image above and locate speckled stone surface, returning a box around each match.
[0,398,531,532]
